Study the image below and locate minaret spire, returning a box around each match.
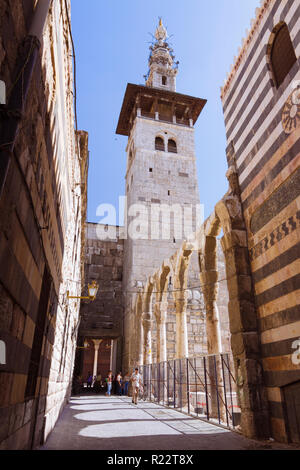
[146,18,178,91]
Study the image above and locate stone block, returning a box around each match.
[0,421,31,450]
[23,399,34,425]
[0,372,14,407]
[10,304,25,341]
[228,299,257,334]
[0,285,13,332]
[226,275,253,301]
[23,315,35,349]
[9,402,25,434]
[224,246,251,278]
[0,406,11,442]
[231,332,260,357]
[10,374,27,405]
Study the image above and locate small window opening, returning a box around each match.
[168,139,177,153]
[162,76,167,85]
[270,23,297,88]
[155,136,165,151]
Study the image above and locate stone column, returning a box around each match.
[200,270,222,354]
[142,313,153,365]
[174,294,188,408]
[155,302,168,403]
[172,102,176,124]
[136,93,141,117]
[155,302,167,364]
[175,295,188,359]
[137,318,144,366]
[220,228,270,438]
[92,339,102,378]
[200,267,226,421]
[110,339,114,370]
[154,98,159,120]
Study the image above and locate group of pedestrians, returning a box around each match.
[105,368,143,404]
[75,368,144,404]
[105,370,131,396]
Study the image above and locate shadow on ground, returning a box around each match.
[41,395,293,451]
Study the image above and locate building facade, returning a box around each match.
[0,0,88,449]
[221,0,300,443]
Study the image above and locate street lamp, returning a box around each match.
[67,280,99,301]
[77,339,90,350]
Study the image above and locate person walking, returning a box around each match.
[94,373,102,394]
[106,370,113,396]
[86,372,93,389]
[131,368,142,405]
[123,372,130,396]
[116,371,122,396]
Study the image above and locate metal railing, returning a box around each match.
[140,353,240,429]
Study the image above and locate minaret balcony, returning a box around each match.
[116,84,206,137]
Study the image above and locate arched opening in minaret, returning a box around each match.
[162,76,167,86]
[155,136,165,151]
[168,139,177,153]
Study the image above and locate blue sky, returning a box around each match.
[71,0,259,224]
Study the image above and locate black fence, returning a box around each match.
[140,353,241,429]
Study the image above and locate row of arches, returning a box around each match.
[128,167,268,439]
[155,136,177,153]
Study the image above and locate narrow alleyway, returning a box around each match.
[41,396,290,450]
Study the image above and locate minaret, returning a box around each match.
[146,18,178,91]
[116,20,206,370]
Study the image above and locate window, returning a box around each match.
[162,76,167,85]
[168,139,177,153]
[155,136,165,151]
[270,23,296,88]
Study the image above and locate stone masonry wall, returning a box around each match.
[0,0,87,449]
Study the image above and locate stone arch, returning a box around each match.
[209,168,269,439]
[266,21,297,88]
[199,214,223,355]
[167,138,177,154]
[155,135,165,151]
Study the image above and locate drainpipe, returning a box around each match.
[0,0,52,197]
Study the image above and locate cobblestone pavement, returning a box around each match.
[41,395,293,450]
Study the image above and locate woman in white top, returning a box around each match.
[116,372,122,396]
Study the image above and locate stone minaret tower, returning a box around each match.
[116,20,206,370]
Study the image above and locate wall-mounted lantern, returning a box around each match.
[67,280,99,302]
[76,339,90,350]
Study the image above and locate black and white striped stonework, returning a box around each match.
[221,0,300,444]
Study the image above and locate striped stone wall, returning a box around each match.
[221,0,300,443]
[0,0,88,449]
